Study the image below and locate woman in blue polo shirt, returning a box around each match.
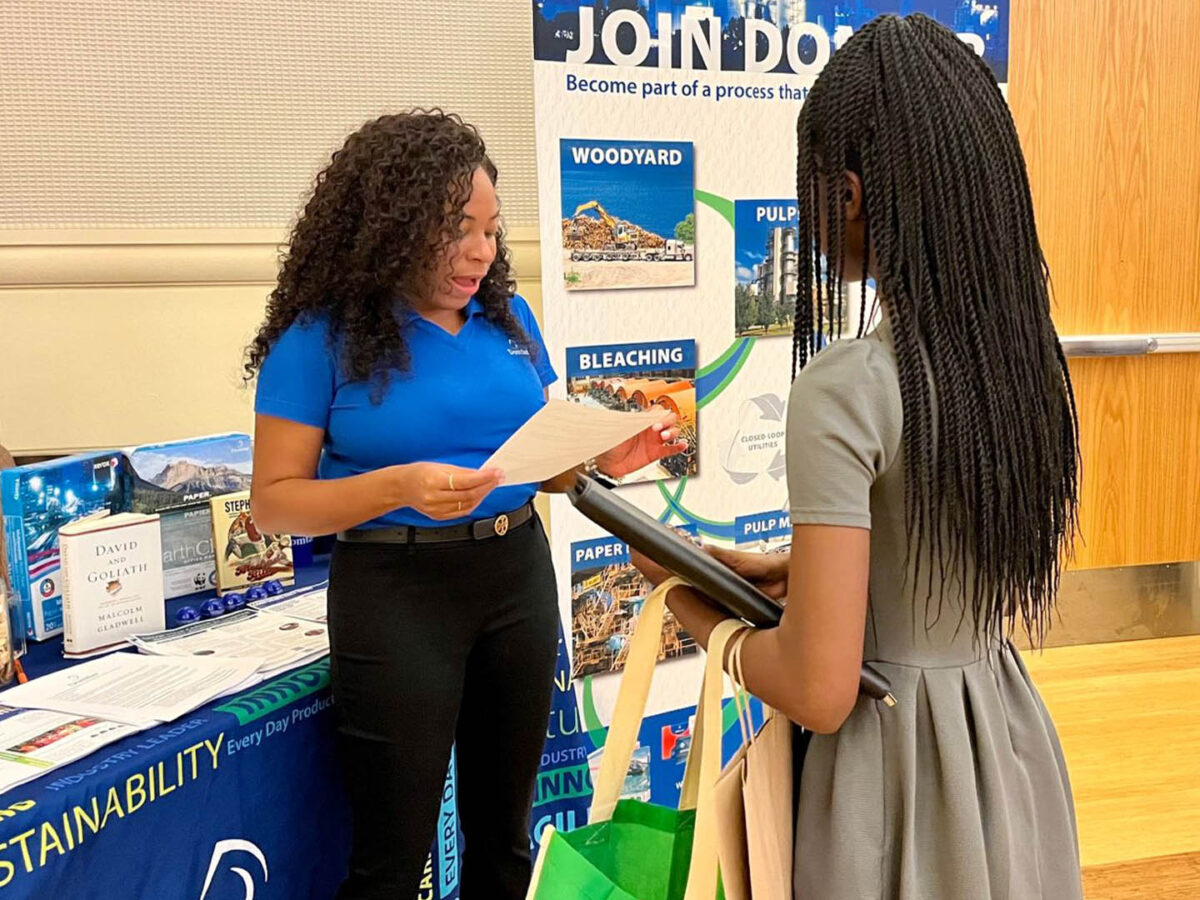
[245,111,683,900]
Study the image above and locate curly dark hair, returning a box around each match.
[793,15,1080,644]
[244,110,532,395]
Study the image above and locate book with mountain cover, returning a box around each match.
[125,434,253,599]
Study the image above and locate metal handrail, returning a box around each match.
[1060,333,1200,358]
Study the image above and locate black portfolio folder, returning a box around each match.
[568,474,895,705]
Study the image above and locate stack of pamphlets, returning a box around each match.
[0,653,262,728]
[130,608,328,679]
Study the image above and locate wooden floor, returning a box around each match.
[1081,852,1200,900]
[1022,634,1200,898]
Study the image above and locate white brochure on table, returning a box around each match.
[249,584,328,624]
[132,608,328,677]
[0,705,145,792]
[0,653,262,727]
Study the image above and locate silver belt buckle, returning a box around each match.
[493,514,510,536]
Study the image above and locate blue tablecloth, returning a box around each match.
[0,563,468,900]
[0,562,723,899]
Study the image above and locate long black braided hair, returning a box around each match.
[245,110,533,398]
[793,14,1079,643]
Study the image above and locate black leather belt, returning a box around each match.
[337,502,535,545]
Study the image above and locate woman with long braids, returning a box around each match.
[246,111,684,898]
[634,14,1083,898]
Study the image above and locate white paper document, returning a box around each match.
[0,706,144,792]
[482,399,670,485]
[249,585,328,624]
[132,608,329,677]
[0,653,262,727]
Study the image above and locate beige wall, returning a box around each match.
[0,1,539,229]
[0,228,542,457]
[0,0,543,454]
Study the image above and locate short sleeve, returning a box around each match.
[511,294,558,387]
[254,318,337,429]
[785,338,903,529]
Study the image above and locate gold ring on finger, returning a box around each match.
[449,474,455,491]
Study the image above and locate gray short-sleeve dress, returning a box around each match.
[785,320,1083,899]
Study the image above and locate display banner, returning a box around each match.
[0,652,459,900]
[0,660,352,900]
[528,0,1010,854]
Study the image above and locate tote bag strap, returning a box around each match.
[679,624,754,808]
[728,628,757,746]
[588,576,684,823]
[682,617,748,900]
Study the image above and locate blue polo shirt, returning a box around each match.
[254,294,557,529]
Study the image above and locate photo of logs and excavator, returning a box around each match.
[560,138,696,290]
[566,369,698,482]
[561,199,695,291]
[570,561,698,679]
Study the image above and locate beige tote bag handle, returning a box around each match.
[679,625,754,809]
[587,576,681,823]
[585,574,748,900]
[682,617,749,900]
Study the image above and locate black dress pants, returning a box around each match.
[328,515,559,899]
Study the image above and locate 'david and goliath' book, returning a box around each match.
[59,511,165,658]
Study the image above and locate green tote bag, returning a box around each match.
[527,576,744,900]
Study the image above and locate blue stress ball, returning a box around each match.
[201,598,226,619]
[245,585,270,601]
[263,580,285,596]
[223,592,247,612]
[175,605,201,624]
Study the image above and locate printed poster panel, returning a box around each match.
[529,0,1011,855]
